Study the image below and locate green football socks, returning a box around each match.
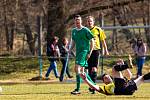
[76,74,81,91]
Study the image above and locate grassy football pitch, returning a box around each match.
[0,82,150,100]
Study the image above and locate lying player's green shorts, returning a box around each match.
[75,51,88,67]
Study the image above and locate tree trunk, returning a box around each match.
[142,1,150,48]
[3,0,10,51]
[47,0,67,42]
[20,2,35,55]
[145,0,150,48]
[10,21,15,50]
[112,6,133,40]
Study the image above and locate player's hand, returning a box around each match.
[87,54,91,60]
[80,73,86,80]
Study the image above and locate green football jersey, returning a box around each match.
[72,26,94,67]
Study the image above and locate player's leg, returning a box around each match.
[71,51,87,94]
[88,67,97,94]
[91,67,98,83]
[71,64,82,94]
[134,72,150,87]
[143,72,150,80]
[87,50,99,94]
[112,66,124,79]
[88,50,99,82]
[83,68,96,85]
[71,65,95,95]
[113,64,129,72]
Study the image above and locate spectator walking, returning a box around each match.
[45,36,60,79]
[59,37,73,82]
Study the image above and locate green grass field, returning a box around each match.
[0,57,150,100]
[0,82,150,100]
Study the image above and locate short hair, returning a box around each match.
[62,37,68,42]
[137,37,143,41]
[74,15,81,19]
[101,73,107,81]
[101,73,113,82]
[52,36,59,42]
[86,15,95,21]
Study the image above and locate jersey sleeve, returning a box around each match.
[99,28,106,41]
[86,27,94,40]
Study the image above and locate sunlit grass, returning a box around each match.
[0,83,150,100]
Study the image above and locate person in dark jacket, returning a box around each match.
[59,37,73,82]
[45,36,60,79]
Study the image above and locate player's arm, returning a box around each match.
[87,38,94,59]
[99,29,109,56]
[101,40,109,56]
[80,73,100,92]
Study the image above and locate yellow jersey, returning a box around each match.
[90,26,106,50]
[99,83,115,95]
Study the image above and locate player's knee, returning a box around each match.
[92,67,97,72]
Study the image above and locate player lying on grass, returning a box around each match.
[80,59,150,95]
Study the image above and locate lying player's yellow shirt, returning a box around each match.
[99,83,115,95]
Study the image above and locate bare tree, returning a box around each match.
[142,0,150,47]
[3,0,15,51]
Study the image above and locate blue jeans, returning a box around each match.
[45,60,59,78]
[59,59,71,81]
[136,57,145,76]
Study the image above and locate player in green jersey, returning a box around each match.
[69,15,95,95]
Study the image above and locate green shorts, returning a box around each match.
[75,51,88,67]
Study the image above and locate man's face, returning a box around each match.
[103,75,112,84]
[53,39,58,45]
[75,17,82,28]
[87,17,94,28]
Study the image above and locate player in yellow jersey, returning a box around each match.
[86,16,109,94]
[80,58,150,95]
